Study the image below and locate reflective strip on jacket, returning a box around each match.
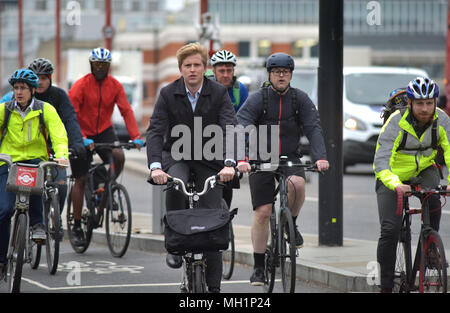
[373,107,450,190]
[0,100,68,164]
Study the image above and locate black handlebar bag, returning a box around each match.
[163,208,237,256]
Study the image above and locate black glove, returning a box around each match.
[73,144,88,160]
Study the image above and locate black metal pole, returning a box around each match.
[318,0,343,246]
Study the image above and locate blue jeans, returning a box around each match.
[0,159,44,264]
[51,167,67,213]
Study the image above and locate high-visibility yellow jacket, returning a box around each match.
[373,107,450,191]
[0,99,68,164]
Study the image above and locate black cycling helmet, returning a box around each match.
[28,58,54,75]
[266,53,295,72]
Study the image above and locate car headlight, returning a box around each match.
[344,114,367,131]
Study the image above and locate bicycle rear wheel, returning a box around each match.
[45,194,60,275]
[419,230,447,293]
[263,205,277,293]
[66,182,93,254]
[8,213,27,293]
[221,200,235,280]
[105,183,132,257]
[280,208,296,293]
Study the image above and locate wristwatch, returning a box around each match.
[224,159,236,167]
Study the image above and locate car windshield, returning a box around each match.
[290,71,316,97]
[345,73,420,105]
[122,83,135,104]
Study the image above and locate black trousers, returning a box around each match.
[376,166,442,289]
[166,161,223,290]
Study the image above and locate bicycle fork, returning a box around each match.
[181,253,206,293]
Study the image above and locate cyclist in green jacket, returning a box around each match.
[0,69,68,279]
[374,77,450,292]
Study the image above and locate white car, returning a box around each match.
[341,66,428,168]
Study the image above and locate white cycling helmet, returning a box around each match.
[406,77,439,100]
[89,47,112,63]
[211,50,237,67]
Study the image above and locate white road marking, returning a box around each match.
[21,277,272,291]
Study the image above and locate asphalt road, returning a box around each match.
[0,240,337,294]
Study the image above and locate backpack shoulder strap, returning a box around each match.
[0,101,13,148]
[431,118,438,149]
[34,100,52,156]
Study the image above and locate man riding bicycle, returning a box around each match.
[147,42,237,293]
[374,77,450,293]
[236,53,329,286]
[28,58,86,233]
[210,50,249,210]
[0,69,68,279]
[68,47,144,246]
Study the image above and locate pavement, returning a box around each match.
[87,150,384,292]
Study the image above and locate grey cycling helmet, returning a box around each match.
[266,53,294,72]
[211,50,237,66]
[28,58,54,75]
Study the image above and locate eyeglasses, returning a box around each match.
[271,69,291,76]
[92,62,110,68]
[13,86,30,91]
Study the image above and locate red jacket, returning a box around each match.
[68,73,141,140]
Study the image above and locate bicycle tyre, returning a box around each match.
[419,230,447,293]
[280,208,296,293]
[393,219,412,293]
[8,213,27,293]
[66,182,93,254]
[29,241,41,270]
[105,183,132,257]
[45,194,60,275]
[263,205,277,293]
[221,199,235,280]
[192,264,206,293]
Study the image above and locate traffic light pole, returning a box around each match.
[318,0,344,246]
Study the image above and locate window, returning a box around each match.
[238,41,250,57]
[257,40,271,58]
[309,40,319,58]
[291,40,305,58]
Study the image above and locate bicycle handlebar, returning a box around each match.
[93,141,142,150]
[396,184,449,216]
[0,154,67,169]
[250,160,320,173]
[168,175,221,197]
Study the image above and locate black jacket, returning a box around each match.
[35,85,84,149]
[237,86,327,162]
[146,77,237,171]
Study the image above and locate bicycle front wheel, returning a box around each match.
[8,213,27,293]
[29,241,41,270]
[419,230,447,293]
[105,183,132,257]
[45,194,60,275]
[192,264,206,293]
[263,205,277,293]
[280,208,296,293]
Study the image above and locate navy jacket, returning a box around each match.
[35,85,84,149]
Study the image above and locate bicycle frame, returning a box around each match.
[396,185,448,293]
